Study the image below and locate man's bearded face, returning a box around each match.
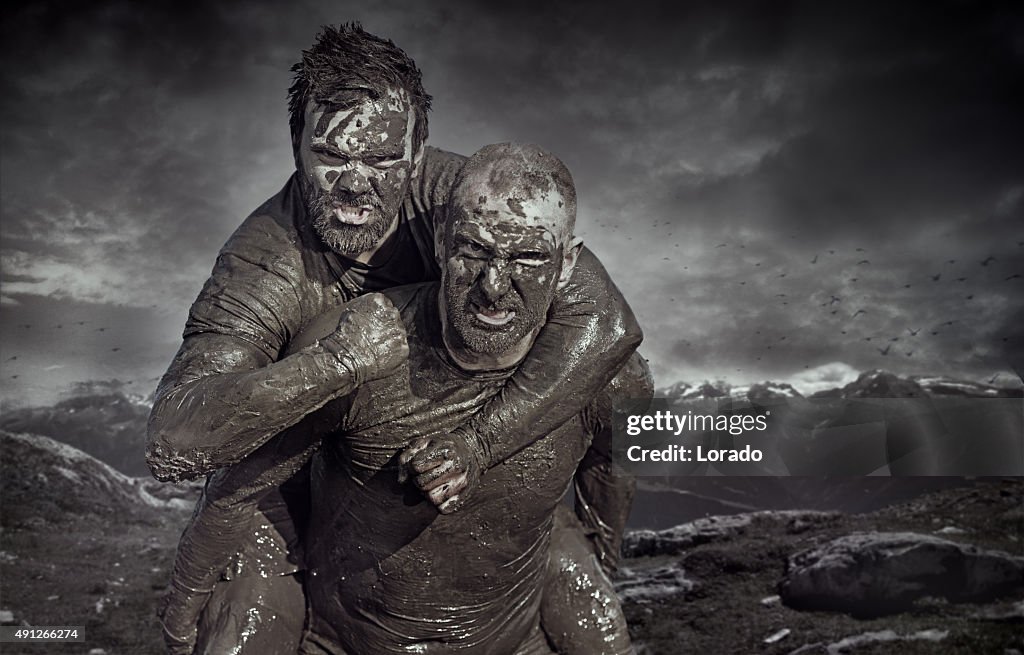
[297,88,418,256]
[440,191,568,360]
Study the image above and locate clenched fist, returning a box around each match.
[320,293,409,385]
[398,429,487,513]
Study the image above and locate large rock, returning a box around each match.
[779,531,1024,616]
[623,510,838,558]
[615,562,696,602]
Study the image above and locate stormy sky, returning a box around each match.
[2,0,1022,407]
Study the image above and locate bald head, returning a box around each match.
[438,143,584,371]
[448,143,577,249]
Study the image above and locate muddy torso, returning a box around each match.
[304,284,593,654]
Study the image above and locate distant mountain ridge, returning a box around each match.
[0,391,152,476]
[0,430,199,529]
[658,370,1021,402]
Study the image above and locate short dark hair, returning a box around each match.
[287,23,431,155]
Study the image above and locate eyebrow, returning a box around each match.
[454,234,494,253]
[453,234,552,259]
[311,142,405,161]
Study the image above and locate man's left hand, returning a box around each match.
[398,431,485,513]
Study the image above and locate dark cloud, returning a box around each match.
[2,0,1021,401]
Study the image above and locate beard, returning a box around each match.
[443,288,544,358]
[304,184,393,257]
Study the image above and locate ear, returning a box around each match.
[556,236,584,290]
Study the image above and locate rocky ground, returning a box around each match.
[2,431,1021,654]
[619,479,1023,654]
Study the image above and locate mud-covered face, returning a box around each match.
[440,192,567,361]
[297,88,419,256]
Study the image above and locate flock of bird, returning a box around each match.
[657,236,1022,378]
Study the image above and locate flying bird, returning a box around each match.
[1006,274,1021,281]
[878,344,891,355]
[852,309,866,318]
[981,256,996,266]
[931,273,941,281]
[907,327,921,336]
[811,255,818,264]
[857,260,870,265]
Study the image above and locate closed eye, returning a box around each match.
[514,252,548,267]
[312,147,350,166]
[457,242,490,260]
[363,156,402,168]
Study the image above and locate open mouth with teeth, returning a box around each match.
[332,204,374,225]
[473,305,516,327]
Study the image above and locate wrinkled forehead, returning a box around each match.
[452,213,558,253]
[451,169,572,248]
[302,87,414,157]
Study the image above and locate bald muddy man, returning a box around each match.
[147,24,642,653]
[165,143,653,654]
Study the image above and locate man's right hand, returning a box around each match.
[319,293,409,385]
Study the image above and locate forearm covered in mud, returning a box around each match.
[170,423,322,595]
[465,247,643,467]
[146,333,355,483]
